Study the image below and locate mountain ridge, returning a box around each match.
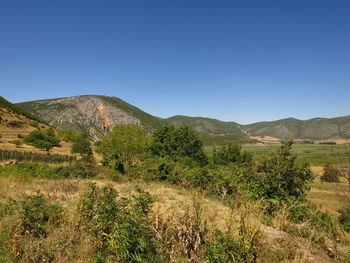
[14,95,350,143]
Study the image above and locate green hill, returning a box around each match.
[243,116,350,140]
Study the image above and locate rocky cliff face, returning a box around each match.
[18,96,142,140]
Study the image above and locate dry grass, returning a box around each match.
[0,175,347,262]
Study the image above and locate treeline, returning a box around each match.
[0,150,76,163]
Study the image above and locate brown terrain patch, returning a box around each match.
[249,135,281,144]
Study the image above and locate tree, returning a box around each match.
[24,129,60,151]
[150,124,208,165]
[96,125,149,170]
[213,144,252,165]
[33,140,53,151]
[71,133,93,160]
[254,141,313,206]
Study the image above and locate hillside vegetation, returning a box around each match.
[0,97,74,156]
[1,124,350,262]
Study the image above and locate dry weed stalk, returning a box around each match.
[11,228,21,257]
[152,192,208,263]
[238,203,262,263]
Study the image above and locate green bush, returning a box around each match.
[0,162,95,180]
[288,203,340,239]
[24,129,60,151]
[339,207,350,232]
[29,120,39,127]
[253,141,313,212]
[212,144,252,165]
[71,133,93,160]
[53,162,96,178]
[78,183,161,262]
[33,139,53,151]
[320,164,341,183]
[202,231,246,262]
[201,216,261,263]
[8,120,23,128]
[151,124,208,165]
[9,139,22,147]
[19,192,64,237]
[0,201,16,219]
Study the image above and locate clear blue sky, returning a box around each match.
[1,0,349,124]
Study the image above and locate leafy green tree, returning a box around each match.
[212,144,252,165]
[150,124,208,165]
[254,141,313,210]
[320,163,341,183]
[96,125,150,170]
[71,133,93,160]
[24,129,60,151]
[33,140,53,151]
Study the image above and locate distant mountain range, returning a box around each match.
[15,95,350,143]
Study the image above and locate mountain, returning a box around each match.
[243,116,350,140]
[166,115,245,136]
[17,95,163,140]
[15,95,350,143]
[165,115,254,145]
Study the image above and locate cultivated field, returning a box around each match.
[242,143,350,166]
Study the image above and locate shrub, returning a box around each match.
[24,129,60,151]
[0,162,94,179]
[9,139,22,147]
[150,124,208,165]
[212,144,252,165]
[288,203,340,239]
[71,133,93,160]
[201,216,261,263]
[339,207,350,232]
[33,139,52,151]
[253,141,313,211]
[8,120,23,128]
[53,162,96,178]
[19,192,64,237]
[320,164,341,183]
[78,183,161,262]
[202,232,246,263]
[29,120,39,128]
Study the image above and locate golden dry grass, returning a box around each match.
[0,175,344,263]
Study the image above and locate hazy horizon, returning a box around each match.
[1,0,349,124]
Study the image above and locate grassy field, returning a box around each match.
[241,143,350,166]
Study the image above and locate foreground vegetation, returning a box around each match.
[1,124,350,262]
